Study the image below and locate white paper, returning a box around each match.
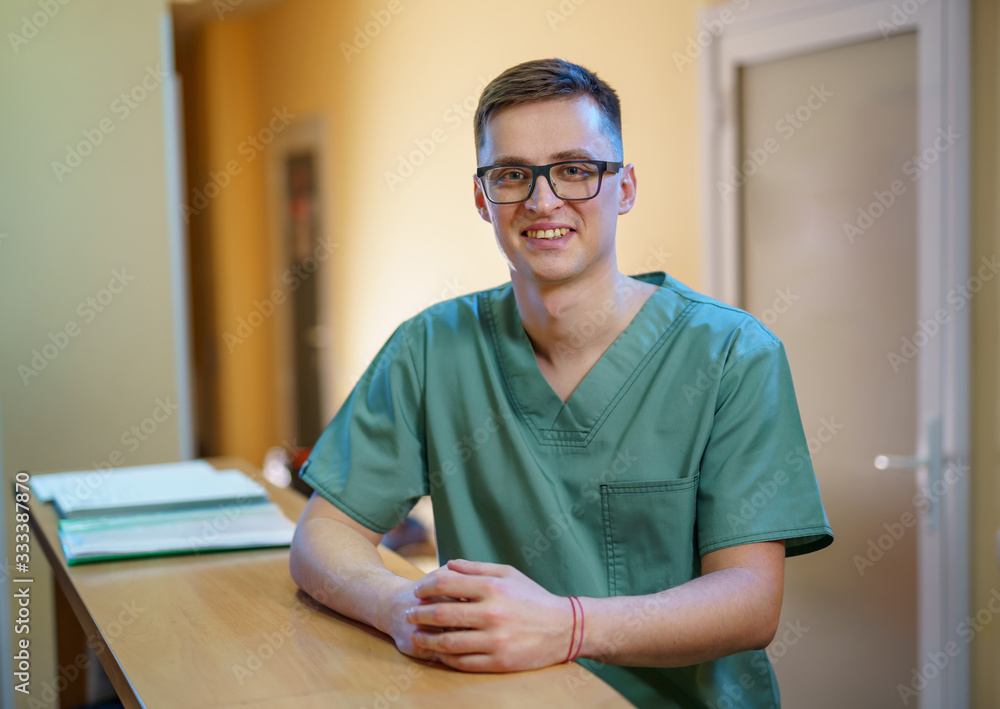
[59,502,296,563]
[30,460,218,502]
[51,467,268,519]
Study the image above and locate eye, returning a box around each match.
[554,163,596,180]
[497,168,528,181]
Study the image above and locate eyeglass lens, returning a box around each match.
[482,162,603,203]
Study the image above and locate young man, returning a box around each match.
[290,58,833,707]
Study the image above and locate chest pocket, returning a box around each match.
[600,476,699,596]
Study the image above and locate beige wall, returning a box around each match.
[0,0,184,706]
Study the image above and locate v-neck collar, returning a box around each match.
[482,271,695,446]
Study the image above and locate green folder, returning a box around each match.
[58,502,295,565]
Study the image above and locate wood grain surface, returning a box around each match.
[28,457,630,708]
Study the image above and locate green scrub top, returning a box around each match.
[301,271,833,708]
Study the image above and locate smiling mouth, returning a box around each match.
[524,228,572,239]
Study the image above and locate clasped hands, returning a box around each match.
[387,558,578,673]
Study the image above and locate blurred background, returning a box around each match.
[1,0,998,707]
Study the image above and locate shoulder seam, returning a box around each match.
[721,339,783,379]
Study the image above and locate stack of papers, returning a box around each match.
[30,461,296,565]
[59,503,296,564]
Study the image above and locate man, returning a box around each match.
[290,58,832,707]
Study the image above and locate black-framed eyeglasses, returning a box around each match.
[476,160,624,204]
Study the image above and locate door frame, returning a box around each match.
[700,1,971,707]
[265,116,333,448]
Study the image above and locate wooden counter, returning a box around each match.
[27,457,630,708]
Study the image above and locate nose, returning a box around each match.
[524,172,564,212]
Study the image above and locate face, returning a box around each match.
[473,96,636,288]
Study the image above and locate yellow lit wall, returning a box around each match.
[198,19,277,463]
[187,0,704,455]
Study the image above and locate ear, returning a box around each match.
[617,163,637,215]
[473,175,492,223]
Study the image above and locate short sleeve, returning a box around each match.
[696,337,833,558]
[300,320,428,534]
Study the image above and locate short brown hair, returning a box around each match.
[474,58,624,162]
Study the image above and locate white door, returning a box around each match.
[701,1,971,707]
[741,33,918,708]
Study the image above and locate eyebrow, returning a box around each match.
[489,149,598,166]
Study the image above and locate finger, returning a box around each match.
[446,558,509,577]
[398,637,439,663]
[407,601,482,629]
[414,572,490,601]
[416,594,454,604]
[434,652,504,673]
[412,628,492,655]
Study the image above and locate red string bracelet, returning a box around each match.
[564,596,578,663]
[571,596,585,661]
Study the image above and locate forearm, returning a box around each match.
[289,516,413,634]
[576,567,780,667]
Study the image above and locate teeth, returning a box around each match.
[525,228,571,239]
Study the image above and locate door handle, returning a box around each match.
[873,419,942,529]
[873,454,926,470]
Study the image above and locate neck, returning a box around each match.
[512,267,656,366]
